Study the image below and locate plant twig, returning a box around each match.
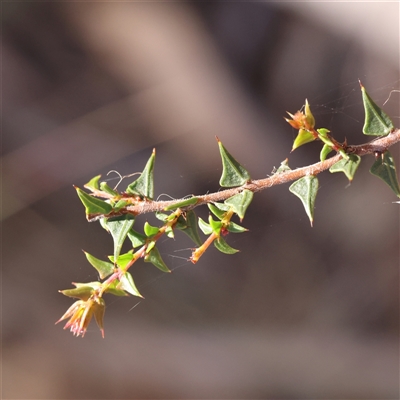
[120,128,400,216]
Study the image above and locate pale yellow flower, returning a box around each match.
[56,297,105,338]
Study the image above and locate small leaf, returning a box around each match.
[275,159,291,174]
[317,130,335,148]
[108,251,135,270]
[75,187,113,218]
[292,128,315,151]
[126,149,156,198]
[155,212,169,221]
[317,128,330,138]
[214,236,239,254]
[100,181,118,196]
[329,154,361,182]
[175,210,202,246]
[128,230,147,248]
[105,215,135,260]
[361,83,394,136]
[84,251,114,279]
[113,199,128,212]
[59,285,95,301]
[198,217,212,235]
[119,272,143,298]
[84,175,101,192]
[144,247,171,272]
[212,202,230,212]
[208,203,226,220]
[164,197,199,211]
[227,221,248,233]
[304,99,315,129]
[165,225,174,239]
[105,280,129,297]
[370,151,400,197]
[144,221,160,237]
[320,143,333,161]
[72,281,102,290]
[217,137,251,187]
[289,175,318,226]
[209,215,222,236]
[224,189,253,220]
[146,241,156,253]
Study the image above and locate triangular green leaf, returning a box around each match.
[292,128,315,151]
[144,247,171,272]
[100,181,118,196]
[176,210,202,246]
[112,199,128,212]
[224,189,253,220]
[212,202,230,212]
[126,149,156,198]
[227,221,248,233]
[198,217,212,235]
[320,143,334,161]
[165,226,174,239]
[75,187,113,218]
[214,236,239,254]
[144,221,160,237]
[108,251,135,270]
[105,280,129,297]
[275,159,291,174]
[59,285,97,301]
[128,229,147,248]
[146,241,156,253]
[155,212,169,222]
[361,83,394,136]
[105,215,135,260]
[289,175,318,226]
[317,128,330,137]
[317,128,335,148]
[370,151,400,197]
[329,154,361,182]
[84,251,114,279]
[72,281,102,290]
[119,272,143,298]
[208,215,222,235]
[84,175,101,192]
[217,138,251,187]
[304,99,315,128]
[208,203,226,220]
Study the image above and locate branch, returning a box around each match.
[120,128,400,216]
[60,87,400,338]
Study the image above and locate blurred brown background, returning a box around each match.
[2,2,399,399]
